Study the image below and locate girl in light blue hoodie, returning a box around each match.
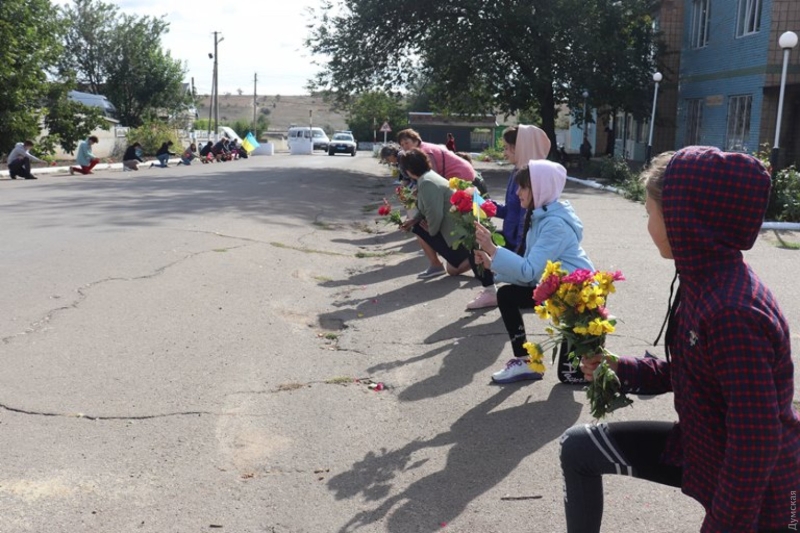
[474,159,594,384]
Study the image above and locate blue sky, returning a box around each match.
[52,0,326,96]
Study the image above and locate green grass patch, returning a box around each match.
[772,231,800,250]
[355,250,397,258]
[323,333,339,340]
[212,248,228,252]
[270,242,348,256]
[312,221,335,230]
[313,275,333,282]
[324,376,353,385]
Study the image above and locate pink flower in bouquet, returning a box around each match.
[562,269,594,285]
[533,273,561,303]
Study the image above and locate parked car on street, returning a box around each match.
[327,132,357,157]
[288,127,330,152]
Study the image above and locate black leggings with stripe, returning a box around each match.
[559,421,786,533]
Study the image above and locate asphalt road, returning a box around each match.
[1,153,798,533]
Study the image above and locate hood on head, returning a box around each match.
[529,159,567,209]
[515,125,551,167]
[661,146,771,275]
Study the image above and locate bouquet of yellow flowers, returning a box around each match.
[531,260,632,418]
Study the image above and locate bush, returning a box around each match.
[479,138,505,162]
[767,166,800,222]
[126,121,181,156]
[596,157,636,184]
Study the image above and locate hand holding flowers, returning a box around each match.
[532,261,632,418]
[447,179,505,268]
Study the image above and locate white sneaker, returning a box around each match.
[466,288,498,310]
[491,358,544,384]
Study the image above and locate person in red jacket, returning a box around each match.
[559,146,800,533]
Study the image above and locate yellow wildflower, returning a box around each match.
[594,272,617,295]
[573,325,589,335]
[587,318,616,336]
[543,260,564,280]
[580,285,606,310]
[535,305,550,320]
[448,177,460,189]
[528,358,546,374]
[523,342,544,359]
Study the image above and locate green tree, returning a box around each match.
[0,0,106,157]
[346,91,407,143]
[306,0,660,155]
[58,0,189,127]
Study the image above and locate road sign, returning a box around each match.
[380,121,391,133]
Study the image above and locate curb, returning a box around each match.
[567,176,800,232]
[0,158,185,178]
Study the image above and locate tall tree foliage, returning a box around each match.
[307,0,660,154]
[58,0,189,127]
[0,0,105,157]
[346,91,407,143]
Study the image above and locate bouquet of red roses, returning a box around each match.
[377,198,403,225]
[447,178,505,254]
[532,261,632,419]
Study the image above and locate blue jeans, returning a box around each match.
[156,154,169,167]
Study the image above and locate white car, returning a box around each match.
[327,132,357,157]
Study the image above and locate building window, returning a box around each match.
[686,99,704,145]
[690,0,711,49]
[726,95,752,152]
[736,0,761,37]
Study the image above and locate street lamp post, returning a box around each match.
[771,31,798,174]
[645,71,663,164]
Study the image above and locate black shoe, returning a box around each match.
[10,175,17,180]
[24,175,38,180]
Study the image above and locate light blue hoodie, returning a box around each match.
[76,138,95,166]
[491,160,594,286]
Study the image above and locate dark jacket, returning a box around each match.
[122,146,143,162]
[616,147,800,533]
[156,143,176,156]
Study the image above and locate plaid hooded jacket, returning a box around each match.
[616,147,800,533]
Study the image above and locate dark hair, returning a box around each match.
[88,136,99,143]
[379,143,401,162]
[132,142,141,148]
[502,126,518,146]
[397,148,431,177]
[23,140,35,146]
[514,165,533,256]
[455,151,473,164]
[396,128,422,145]
[167,140,174,146]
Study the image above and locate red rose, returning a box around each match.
[481,200,497,218]
[378,204,391,216]
[450,190,473,213]
[533,274,560,303]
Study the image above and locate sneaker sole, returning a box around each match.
[417,271,445,279]
[491,373,544,384]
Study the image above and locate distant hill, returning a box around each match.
[196,94,349,133]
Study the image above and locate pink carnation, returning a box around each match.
[533,275,560,303]
[562,269,594,285]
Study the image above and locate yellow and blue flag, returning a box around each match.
[473,188,485,218]
[242,132,260,153]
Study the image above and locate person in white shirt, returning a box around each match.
[6,140,44,180]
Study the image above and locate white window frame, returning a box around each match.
[686,99,704,146]
[736,0,761,37]
[726,95,752,152]
[690,0,711,49]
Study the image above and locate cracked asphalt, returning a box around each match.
[1,153,798,533]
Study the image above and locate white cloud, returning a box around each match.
[51,0,327,96]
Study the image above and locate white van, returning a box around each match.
[218,126,244,146]
[287,127,329,152]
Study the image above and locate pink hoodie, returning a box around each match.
[514,125,551,168]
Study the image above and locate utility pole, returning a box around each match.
[213,31,220,140]
[253,72,258,138]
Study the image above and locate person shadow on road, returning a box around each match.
[328,385,582,532]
